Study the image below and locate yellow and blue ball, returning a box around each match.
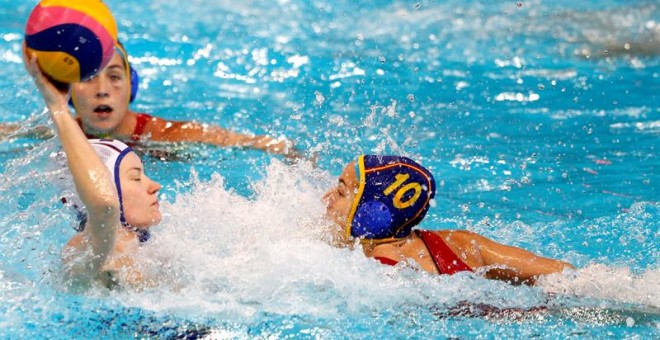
[25,0,118,83]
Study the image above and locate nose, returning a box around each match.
[148,177,162,194]
[322,189,334,205]
[91,75,110,98]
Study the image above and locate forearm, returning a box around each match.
[484,257,573,284]
[217,129,297,157]
[522,256,575,279]
[50,104,119,259]
[483,248,574,283]
[173,122,296,156]
[240,134,292,154]
[50,105,118,208]
[477,234,574,284]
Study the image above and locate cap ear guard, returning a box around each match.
[129,65,139,103]
[114,43,138,104]
[352,201,393,239]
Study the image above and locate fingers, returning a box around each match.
[21,40,29,61]
[22,42,49,84]
[22,45,71,110]
[22,46,49,87]
[23,47,40,78]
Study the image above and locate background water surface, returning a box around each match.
[0,0,658,338]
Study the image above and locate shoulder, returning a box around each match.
[370,244,399,259]
[135,112,194,133]
[131,112,158,126]
[429,230,486,262]
[125,111,160,139]
[433,229,483,243]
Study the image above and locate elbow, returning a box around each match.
[74,168,121,214]
[549,259,575,273]
[84,193,120,218]
[527,261,576,286]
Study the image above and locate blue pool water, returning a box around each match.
[1,0,658,338]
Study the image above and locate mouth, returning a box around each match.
[324,206,333,219]
[93,105,113,118]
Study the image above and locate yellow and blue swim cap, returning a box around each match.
[346,155,436,240]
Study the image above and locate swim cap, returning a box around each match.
[114,42,139,103]
[61,139,150,242]
[88,139,133,226]
[346,155,436,240]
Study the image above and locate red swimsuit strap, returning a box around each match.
[374,256,399,266]
[131,113,153,141]
[415,230,473,275]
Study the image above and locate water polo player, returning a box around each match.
[4,41,300,158]
[323,155,574,285]
[24,46,161,290]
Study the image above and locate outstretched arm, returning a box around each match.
[0,123,53,140]
[471,232,575,285]
[0,123,22,138]
[24,46,120,287]
[147,118,301,159]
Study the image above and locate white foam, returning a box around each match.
[115,160,547,320]
[538,264,660,308]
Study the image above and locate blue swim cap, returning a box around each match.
[346,155,436,240]
[115,43,140,103]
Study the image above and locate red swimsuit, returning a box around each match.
[130,113,152,141]
[375,230,473,275]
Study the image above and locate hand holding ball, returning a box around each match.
[25,0,118,84]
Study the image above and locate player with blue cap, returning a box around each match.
[324,155,574,284]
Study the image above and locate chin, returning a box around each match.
[152,213,163,225]
[130,215,162,228]
[97,122,119,132]
[85,123,116,135]
[333,235,355,249]
[324,211,343,227]
[146,215,162,226]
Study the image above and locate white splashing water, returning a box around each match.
[538,264,660,308]
[102,159,659,323]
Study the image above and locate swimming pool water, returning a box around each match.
[0,0,658,338]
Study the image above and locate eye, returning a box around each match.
[110,75,123,81]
